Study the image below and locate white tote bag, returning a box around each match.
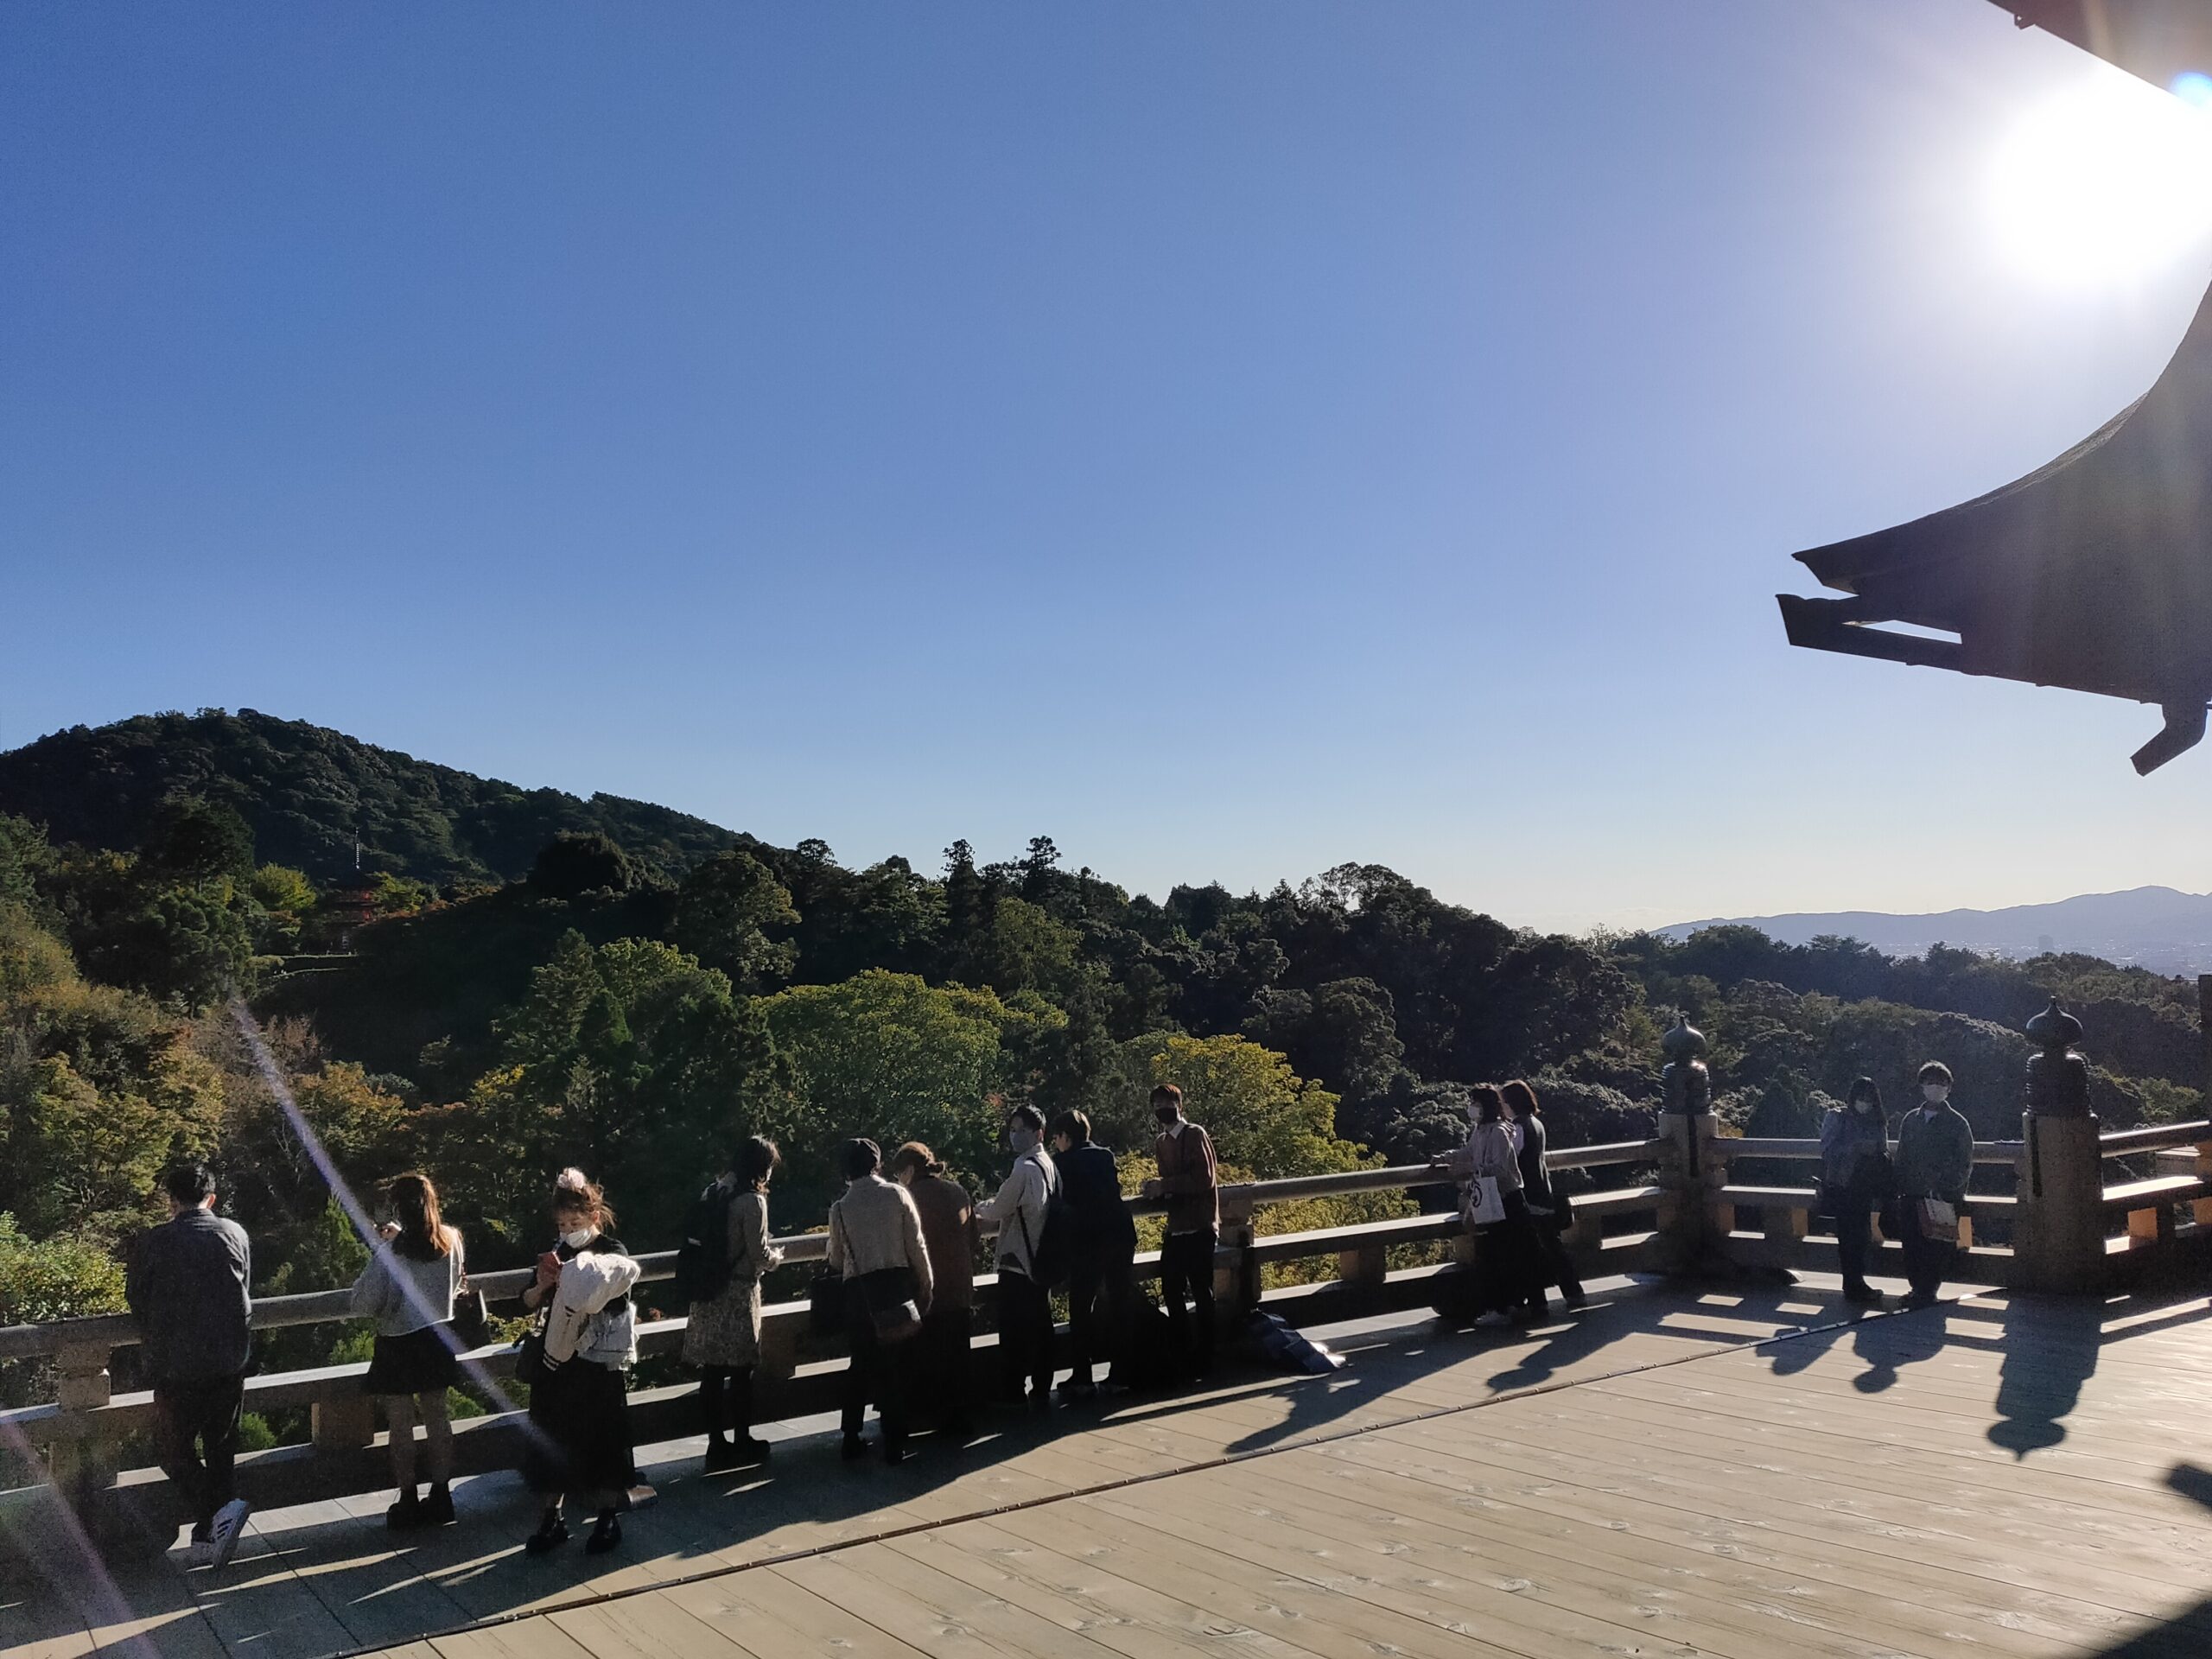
[1462,1176,1507,1228]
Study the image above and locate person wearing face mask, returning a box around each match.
[518,1169,639,1556]
[1818,1078,1893,1306]
[1140,1084,1219,1379]
[1893,1063,1974,1308]
[976,1104,1061,1410]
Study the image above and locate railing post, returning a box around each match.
[2015,998,2105,1294]
[48,1338,117,1522]
[1656,1016,1732,1274]
[1336,1239,1387,1309]
[1217,1191,1259,1315]
[312,1393,377,1453]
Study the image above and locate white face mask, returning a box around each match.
[1853,1098,1875,1115]
[1922,1084,1950,1105]
[560,1226,595,1249]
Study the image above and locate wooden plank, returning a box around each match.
[1101,1457,1916,1659]
[1077,1484,1743,1659]
[779,1542,1125,1659]
[657,1566,930,1658]
[1223,1427,2129,1657]
[882,1516,1338,1659]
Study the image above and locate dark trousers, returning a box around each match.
[1526,1216,1583,1304]
[154,1373,245,1529]
[1474,1196,1541,1315]
[997,1269,1056,1402]
[1159,1230,1217,1376]
[1069,1248,1136,1386]
[697,1365,754,1442]
[842,1299,909,1447]
[918,1305,974,1430]
[1834,1194,1878,1292]
[1900,1202,1959,1298]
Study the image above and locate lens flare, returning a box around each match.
[1988,79,2212,287]
[2174,72,2212,111]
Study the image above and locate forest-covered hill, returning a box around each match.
[0,709,743,886]
[3,710,2205,1400]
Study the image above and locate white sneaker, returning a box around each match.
[206,1499,252,1570]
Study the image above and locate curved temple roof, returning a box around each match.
[1780,3,2212,773]
[1778,275,2212,772]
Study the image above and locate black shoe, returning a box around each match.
[841,1434,869,1462]
[524,1516,569,1555]
[420,1485,455,1527]
[584,1513,621,1555]
[385,1491,423,1531]
[1843,1283,1882,1306]
[1904,1290,1938,1310]
[1058,1379,1098,1402]
[702,1440,743,1474]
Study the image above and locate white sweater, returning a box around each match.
[544,1249,641,1368]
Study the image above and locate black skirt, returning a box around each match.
[523,1357,634,1499]
[361,1325,460,1395]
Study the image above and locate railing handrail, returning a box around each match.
[1716,1135,2024,1165]
[2097,1120,2212,1156]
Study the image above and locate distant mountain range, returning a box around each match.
[0,709,746,886]
[1662,887,2212,977]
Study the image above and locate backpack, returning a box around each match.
[673,1185,734,1306]
[1016,1160,1077,1288]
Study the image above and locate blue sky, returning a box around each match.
[9,2,2212,931]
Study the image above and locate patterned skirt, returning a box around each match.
[681,1274,765,1368]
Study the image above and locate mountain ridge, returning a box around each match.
[0,709,747,886]
[1662,886,2212,976]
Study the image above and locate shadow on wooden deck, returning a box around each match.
[7,1273,2209,1659]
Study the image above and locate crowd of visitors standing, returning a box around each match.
[124,1063,1975,1568]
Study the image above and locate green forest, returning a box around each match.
[2,710,2202,1382]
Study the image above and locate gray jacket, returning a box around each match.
[127,1209,252,1382]
[1895,1104,1974,1203]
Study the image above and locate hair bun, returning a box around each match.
[555,1166,589,1193]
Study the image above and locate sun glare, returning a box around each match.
[1988,78,2212,287]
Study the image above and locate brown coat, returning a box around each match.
[1153,1122,1219,1236]
[906,1173,980,1311]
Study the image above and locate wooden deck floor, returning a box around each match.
[7,1276,2210,1658]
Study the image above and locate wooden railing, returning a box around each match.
[6,1113,2205,1549]
[3,1141,1677,1540]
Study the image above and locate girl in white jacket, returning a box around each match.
[519,1169,640,1557]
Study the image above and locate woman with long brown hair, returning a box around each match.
[351,1172,467,1529]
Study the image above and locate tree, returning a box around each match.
[1119,1033,1368,1179]
[757,969,1023,1197]
[672,851,798,990]
[451,931,785,1249]
[142,795,256,887]
[528,832,634,899]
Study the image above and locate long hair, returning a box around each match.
[891,1141,944,1180]
[734,1135,780,1191]
[389,1173,451,1262]
[1469,1083,1507,1124]
[552,1166,615,1230]
[1501,1079,1540,1120]
[1847,1076,1884,1112]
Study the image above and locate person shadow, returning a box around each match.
[1986,1294,2102,1459]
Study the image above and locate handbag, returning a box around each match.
[865,1279,924,1345]
[449,1289,490,1351]
[1917,1198,1959,1242]
[1461,1175,1507,1229]
[513,1302,556,1385]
